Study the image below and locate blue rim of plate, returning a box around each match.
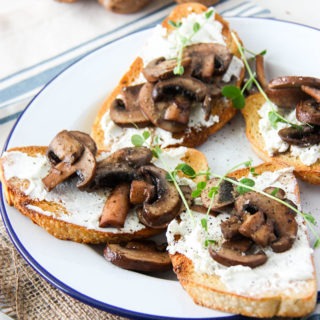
[1,17,320,319]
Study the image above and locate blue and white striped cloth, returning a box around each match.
[0,0,271,149]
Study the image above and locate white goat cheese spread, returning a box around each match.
[140,10,226,65]
[258,101,320,166]
[3,148,190,233]
[100,9,243,150]
[166,168,314,296]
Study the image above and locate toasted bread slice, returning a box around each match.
[242,93,320,184]
[0,146,208,244]
[167,162,317,318]
[92,3,245,151]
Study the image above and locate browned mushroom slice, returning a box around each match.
[104,240,172,273]
[46,130,84,165]
[268,76,320,89]
[278,125,320,147]
[184,43,232,78]
[201,178,238,211]
[42,147,96,191]
[42,130,96,191]
[163,102,189,124]
[88,162,136,190]
[152,76,207,102]
[301,85,320,102]
[139,82,188,132]
[110,84,151,127]
[220,216,242,240]
[222,238,253,252]
[235,191,298,253]
[255,54,269,89]
[105,147,153,167]
[129,179,155,205]
[238,211,265,238]
[209,246,267,268]
[68,130,97,156]
[99,183,131,228]
[138,165,182,229]
[296,99,320,125]
[142,56,191,82]
[265,87,309,108]
[87,147,153,191]
[251,220,277,247]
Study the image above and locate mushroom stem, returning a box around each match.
[99,183,131,228]
[255,54,268,89]
[42,162,77,191]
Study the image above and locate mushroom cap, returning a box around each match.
[265,87,309,108]
[268,76,320,89]
[296,99,320,125]
[104,240,172,273]
[46,130,85,165]
[46,130,97,165]
[301,85,320,102]
[278,125,320,147]
[87,147,153,190]
[69,130,97,156]
[88,161,136,189]
[209,246,267,268]
[266,76,320,108]
[109,84,151,127]
[184,43,232,79]
[105,146,153,167]
[138,165,182,228]
[142,56,191,83]
[43,130,97,191]
[152,76,207,102]
[139,82,188,133]
[234,191,298,253]
[201,178,238,211]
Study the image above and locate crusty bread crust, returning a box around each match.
[169,162,317,318]
[171,253,316,318]
[242,93,320,184]
[92,2,245,151]
[0,146,208,244]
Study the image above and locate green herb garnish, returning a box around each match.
[170,9,215,76]
[204,239,217,248]
[221,85,245,109]
[226,32,302,130]
[236,177,255,194]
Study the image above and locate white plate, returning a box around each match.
[1,18,320,319]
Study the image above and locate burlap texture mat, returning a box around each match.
[0,220,128,320]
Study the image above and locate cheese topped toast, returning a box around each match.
[92,3,245,152]
[0,144,208,244]
[166,162,317,318]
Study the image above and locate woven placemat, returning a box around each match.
[0,219,128,320]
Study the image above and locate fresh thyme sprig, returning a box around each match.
[223,33,302,130]
[169,8,214,76]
